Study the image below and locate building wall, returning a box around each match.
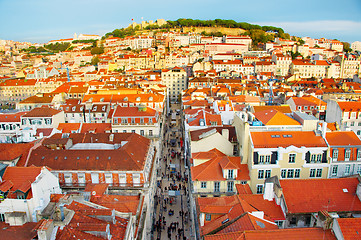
[190,132,234,156]
[249,146,329,193]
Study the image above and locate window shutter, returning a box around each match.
[253,152,259,164]
[305,151,311,163]
[271,151,278,164]
[322,150,327,163]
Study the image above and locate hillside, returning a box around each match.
[105,18,291,47]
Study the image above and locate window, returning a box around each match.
[345,164,351,175]
[289,154,296,163]
[316,169,322,177]
[131,118,135,124]
[140,130,144,136]
[310,169,316,178]
[311,154,316,163]
[228,169,234,179]
[287,169,294,178]
[45,118,52,125]
[316,154,322,163]
[149,130,153,136]
[131,130,135,133]
[259,155,264,164]
[332,165,338,176]
[205,214,211,221]
[121,118,128,124]
[351,122,355,126]
[265,170,271,178]
[140,118,144,124]
[256,184,264,194]
[201,182,207,188]
[345,149,351,161]
[265,155,270,164]
[332,149,338,160]
[281,169,287,179]
[214,182,220,192]
[149,118,153,123]
[295,169,300,178]
[357,164,361,174]
[258,170,264,179]
[227,181,234,192]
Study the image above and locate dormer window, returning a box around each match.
[136,97,141,101]
[72,106,76,111]
[124,97,128,101]
[102,106,106,111]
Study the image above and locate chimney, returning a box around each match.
[37,219,54,240]
[221,128,229,140]
[263,182,274,201]
[60,204,65,221]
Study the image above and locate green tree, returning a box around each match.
[91,47,104,55]
[342,42,352,52]
[91,56,99,65]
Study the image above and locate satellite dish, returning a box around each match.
[92,191,96,196]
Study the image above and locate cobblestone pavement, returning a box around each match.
[153,103,191,240]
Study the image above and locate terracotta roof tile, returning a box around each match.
[280,177,361,213]
[205,228,336,240]
[251,131,327,148]
[254,109,300,126]
[0,222,38,240]
[326,131,361,146]
[336,218,361,240]
[22,106,61,118]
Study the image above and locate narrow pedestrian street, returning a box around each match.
[153,103,192,240]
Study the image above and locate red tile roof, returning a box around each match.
[338,101,361,112]
[22,106,61,118]
[1,166,43,198]
[336,218,361,240]
[27,133,150,171]
[80,123,112,133]
[0,112,26,122]
[252,105,292,114]
[113,106,157,117]
[0,142,34,164]
[57,123,81,133]
[254,109,300,126]
[280,177,361,214]
[238,194,285,221]
[0,222,38,240]
[325,131,361,146]
[235,184,252,194]
[216,212,278,235]
[205,228,336,240]
[251,131,327,148]
[192,155,249,181]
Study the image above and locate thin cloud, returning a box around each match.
[254,20,361,33]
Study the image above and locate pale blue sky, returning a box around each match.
[1,0,361,43]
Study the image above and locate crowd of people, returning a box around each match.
[153,106,190,240]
